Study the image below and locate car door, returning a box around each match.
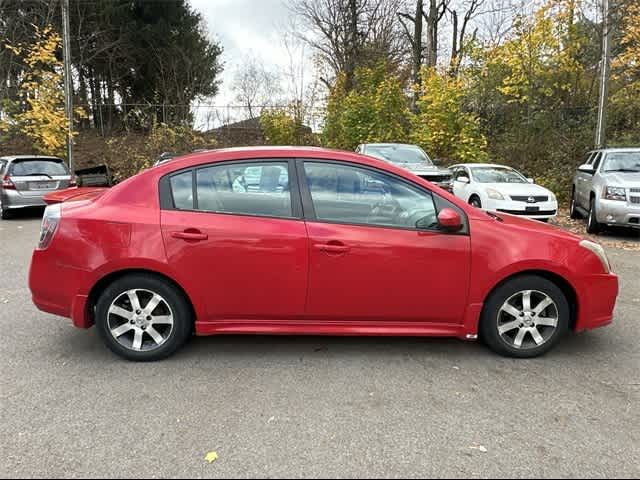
[299,160,471,324]
[160,159,309,321]
[576,152,597,207]
[452,166,472,201]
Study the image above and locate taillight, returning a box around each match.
[69,175,77,187]
[38,204,61,249]
[2,175,15,189]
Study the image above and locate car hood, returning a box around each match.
[481,182,553,197]
[599,171,640,187]
[484,211,582,242]
[394,163,451,176]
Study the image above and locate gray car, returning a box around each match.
[0,155,74,219]
[570,148,640,233]
[356,143,453,191]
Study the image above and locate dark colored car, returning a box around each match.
[356,143,453,191]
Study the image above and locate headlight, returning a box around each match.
[604,186,626,201]
[549,191,557,202]
[486,188,505,200]
[579,239,611,273]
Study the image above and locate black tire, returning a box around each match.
[469,196,482,209]
[0,198,11,219]
[95,273,193,361]
[586,197,602,234]
[480,275,570,358]
[569,189,581,219]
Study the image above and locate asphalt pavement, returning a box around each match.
[1,211,638,478]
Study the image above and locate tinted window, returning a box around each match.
[9,159,69,176]
[364,145,433,165]
[304,162,438,230]
[170,171,194,210]
[454,168,469,181]
[589,152,602,170]
[196,162,292,218]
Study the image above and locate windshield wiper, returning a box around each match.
[605,169,640,173]
[24,173,53,178]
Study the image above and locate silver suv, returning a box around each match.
[570,148,640,233]
[0,155,74,219]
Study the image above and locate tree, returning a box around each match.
[1,26,82,156]
[323,64,411,149]
[411,67,488,162]
[610,0,640,144]
[292,0,404,89]
[260,108,315,145]
[232,56,283,119]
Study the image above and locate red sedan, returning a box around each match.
[29,147,619,361]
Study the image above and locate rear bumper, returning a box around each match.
[575,273,619,332]
[1,189,46,209]
[29,249,93,328]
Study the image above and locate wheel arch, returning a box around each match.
[482,269,578,330]
[86,268,197,327]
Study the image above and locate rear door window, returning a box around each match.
[195,161,292,218]
[9,158,69,177]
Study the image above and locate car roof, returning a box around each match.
[361,143,422,148]
[0,155,64,161]
[588,148,640,153]
[450,163,516,169]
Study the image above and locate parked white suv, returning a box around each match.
[570,148,640,233]
[450,164,558,221]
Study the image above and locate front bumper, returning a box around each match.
[486,199,558,219]
[575,273,619,332]
[596,199,640,228]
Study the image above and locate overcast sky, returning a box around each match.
[191,0,295,105]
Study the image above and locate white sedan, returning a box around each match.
[450,164,558,221]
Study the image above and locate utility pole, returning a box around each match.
[61,0,73,172]
[595,0,612,149]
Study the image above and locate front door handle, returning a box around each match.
[171,230,208,241]
[314,242,350,254]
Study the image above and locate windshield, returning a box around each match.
[471,167,528,184]
[365,145,433,165]
[9,159,69,176]
[602,152,640,173]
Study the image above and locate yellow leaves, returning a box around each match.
[3,25,70,157]
[411,67,488,163]
[323,64,411,149]
[204,451,218,464]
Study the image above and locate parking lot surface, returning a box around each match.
[1,212,638,478]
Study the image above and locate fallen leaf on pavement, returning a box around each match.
[205,451,218,464]
[469,444,488,453]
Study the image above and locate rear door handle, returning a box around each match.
[171,230,208,241]
[314,242,350,254]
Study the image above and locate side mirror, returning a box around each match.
[527,177,535,184]
[457,176,470,184]
[578,164,595,174]
[437,208,463,232]
[432,158,442,165]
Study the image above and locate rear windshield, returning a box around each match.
[9,159,69,176]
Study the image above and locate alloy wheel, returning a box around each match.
[496,290,559,349]
[107,289,174,352]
